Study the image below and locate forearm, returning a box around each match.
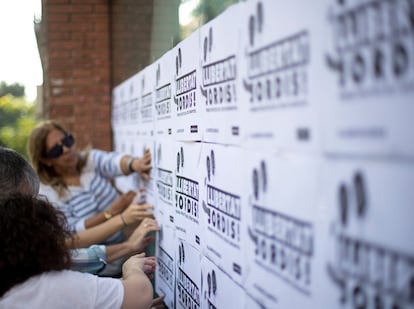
[121,274,153,309]
[120,155,133,175]
[84,197,127,229]
[67,215,124,249]
[84,212,108,229]
[106,241,134,262]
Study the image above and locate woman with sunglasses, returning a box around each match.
[28,120,153,275]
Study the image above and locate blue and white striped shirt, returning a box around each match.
[39,149,126,244]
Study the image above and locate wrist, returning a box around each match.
[103,210,113,220]
[126,157,138,173]
[120,213,128,227]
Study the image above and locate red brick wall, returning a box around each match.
[41,0,154,151]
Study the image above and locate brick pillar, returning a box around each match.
[40,0,156,150]
[43,0,112,150]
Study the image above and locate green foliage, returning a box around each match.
[0,81,25,97]
[193,0,238,24]
[0,89,37,158]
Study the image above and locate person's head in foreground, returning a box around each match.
[0,194,71,297]
[0,194,154,309]
[0,146,39,197]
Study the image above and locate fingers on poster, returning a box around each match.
[111,0,414,308]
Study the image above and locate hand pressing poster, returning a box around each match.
[243,150,323,308]
[175,239,202,309]
[323,159,414,309]
[200,4,244,145]
[133,136,156,208]
[173,30,203,141]
[323,0,414,159]
[154,50,175,138]
[200,256,245,309]
[174,141,203,250]
[200,143,245,284]
[155,223,176,309]
[240,0,329,153]
[154,138,175,225]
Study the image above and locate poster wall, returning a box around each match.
[111,0,413,308]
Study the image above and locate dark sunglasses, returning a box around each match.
[45,133,75,158]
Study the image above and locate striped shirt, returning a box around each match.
[39,149,126,244]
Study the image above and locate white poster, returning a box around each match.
[240,0,328,154]
[200,4,244,145]
[174,141,203,250]
[154,138,176,225]
[173,30,203,141]
[200,256,245,309]
[111,83,122,129]
[112,74,139,128]
[112,75,142,193]
[136,64,155,138]
[155,223,176,309]
[114,124,140,193]
[200,143,245,284]
[243,150,323,308]
[154,50,175,138]
[323,159,414,309]
[175,239,202,309]
[323,0,414,159]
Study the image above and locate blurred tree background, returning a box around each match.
[180,0,239,39]
[192,0,238,24]
[0,81,37,158]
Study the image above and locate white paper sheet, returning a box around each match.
[200,4,245,145]
[323,0,414,159]
[173,30,203,141]
[174,141,203,250]
[200,143,245,284]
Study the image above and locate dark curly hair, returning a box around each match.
[0,194,72,297]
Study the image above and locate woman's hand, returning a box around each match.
[122,203,154,225]
[127,218,159,253]
[122,253,148,277]
[108,191,136,215]
[132,149,152,181]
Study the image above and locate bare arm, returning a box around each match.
[67,202,155,249]
[83,191,136,229]
[67,215,124,248]
[121,254,153,309]
[105,218,159,262]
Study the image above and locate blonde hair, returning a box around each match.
[27,120,89,197]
